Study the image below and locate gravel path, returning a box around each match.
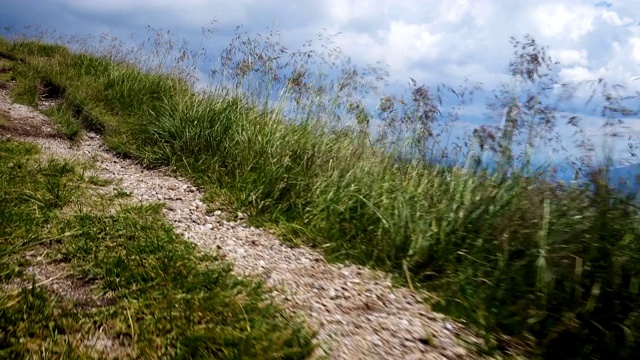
[0,89,482,360]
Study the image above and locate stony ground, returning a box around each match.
[0,88,483,360]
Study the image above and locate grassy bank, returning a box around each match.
[0,130,314,355]
[2,32,640,359]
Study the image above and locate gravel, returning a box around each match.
[0,88,483,360]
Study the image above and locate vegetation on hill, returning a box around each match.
[0,101,314,357]
[1,25,640,358]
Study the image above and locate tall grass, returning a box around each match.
[2,25,640,358]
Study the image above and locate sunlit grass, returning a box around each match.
[1,28,640,359]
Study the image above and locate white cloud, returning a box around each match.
[532,3,596,40]
[552,48,590,66]
[439,0,471,23]
[630,37,640,62]
[559,66,599,83]
[600,9,634,26]
[386,21,442,61]
[323,0,381,25]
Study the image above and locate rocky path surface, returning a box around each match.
[0,89,481,360]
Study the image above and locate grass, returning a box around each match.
[0,135,314,356]
[1,29,640,359]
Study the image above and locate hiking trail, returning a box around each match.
[0,88,481,360]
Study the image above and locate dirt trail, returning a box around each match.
[0,88,482,360]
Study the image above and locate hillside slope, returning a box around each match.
[0,79,479,359]
[3,34,640,359]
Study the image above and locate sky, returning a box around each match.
[1,0,640,165]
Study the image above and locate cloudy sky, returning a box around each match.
[2,0,640,164]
